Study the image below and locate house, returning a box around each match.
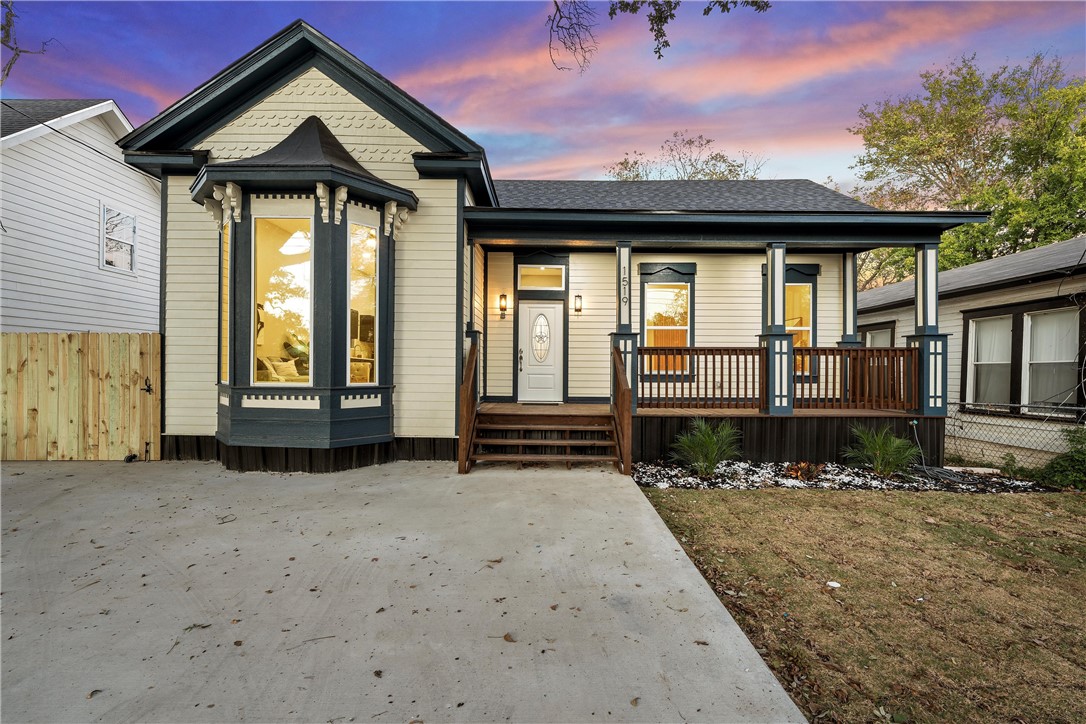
[120,20,985,473]
[858,235,1086,468]
[1,99,161,332]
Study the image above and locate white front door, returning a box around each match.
[517,301,563,402]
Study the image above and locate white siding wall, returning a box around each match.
[485,252,514,397]
[179,67,459,438]
[568,252,616,398]
[163,175,219,435]
[1,116,160,332]
[859,274,1086,465]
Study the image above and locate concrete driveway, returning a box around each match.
[2,460,803,723]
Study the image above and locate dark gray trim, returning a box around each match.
[482,250,489,399]
[455,177,465,435]
[413,152,498,207]
[638,262,696,279]
[158,176,170,435]
[125,150,209,178]
[760,263,820,345]
[192,166,418,210]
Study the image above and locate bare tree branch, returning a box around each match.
[547,0,598,73]
[1,1,56,86]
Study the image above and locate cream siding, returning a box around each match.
[859,274,1086,465]
[472,245,485,333]
[485,252,514,397]
[1,115,160,332]
[568,252,616,398]
[186,66,459,438]
[163,175,219,435]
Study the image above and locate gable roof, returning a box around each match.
[492,179,876,212]
[858,234,1086,313]
[119,20,482,156]
[1,99,132,147]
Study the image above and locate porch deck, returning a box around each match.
[480,402,916,418]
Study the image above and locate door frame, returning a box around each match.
[512,250,569,403]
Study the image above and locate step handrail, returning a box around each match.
[611,345,633,475]
[457,339,480,473]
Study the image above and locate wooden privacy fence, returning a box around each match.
[2,332,161,461]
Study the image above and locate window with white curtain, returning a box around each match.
[964,303,1083,414]
[1025,308,1079,407]
[970,316,1012,404]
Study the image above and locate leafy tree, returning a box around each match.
[850,54,1086,286]
[606,130,766,180]
[548,0,770,72]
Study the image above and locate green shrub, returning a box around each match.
[1037,426,1086,490]
[843,425,921,477]
[670,418,741,477]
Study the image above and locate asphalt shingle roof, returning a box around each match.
[1,99,108,138]
[858,234,1086,312]
[491,179,876,213]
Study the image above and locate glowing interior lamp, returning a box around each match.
[499,294,508,320]
[279,231,311,255]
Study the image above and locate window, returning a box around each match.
[964,302,1083,414]
[219,220,231,384]
[252,217,312,385]
[785,283,812,348]
[1025,308,1079,407]
[640,263,696,374]
[863,328,893,347]
[517,265,565,290]
[101,205,136,273]
[970,316,1012,404]
[348,222,378,385]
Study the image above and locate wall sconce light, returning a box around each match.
[499,294,508,319]
[574,294,583,314]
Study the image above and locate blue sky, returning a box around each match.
[5,1,1084,184]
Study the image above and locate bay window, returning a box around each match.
[348,220,378,385]
[252,217,312,385]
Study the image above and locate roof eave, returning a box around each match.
[413,152,498,206]
[191,165,418,209]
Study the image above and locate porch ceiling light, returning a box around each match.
[574,294,583,314]
[279,230,311,255]
[499,294,508,319]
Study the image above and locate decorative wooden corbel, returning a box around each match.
[334,186,348,224]
[383,201,397,237]
[316,183,330,223]
[394,207,410,234]
[203,197,223,225]
[224,182,242,223]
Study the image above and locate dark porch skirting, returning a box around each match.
[160,435,456,472]
[633,414,945,466]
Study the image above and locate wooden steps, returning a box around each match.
[467,405,620,470]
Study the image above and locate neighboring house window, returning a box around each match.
[859,322,895,347]
[219,220,231,384]
[348,221,378,385]
[640,263,695,374]
[101,205,136,273]
[963,301,1084,414]
[252,217,313,385]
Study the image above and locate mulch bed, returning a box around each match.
[633,460,1056,493]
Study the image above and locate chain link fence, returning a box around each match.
[945,401,1086,469]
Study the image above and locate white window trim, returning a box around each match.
[517,264,566,291]
[99,202,137,276]
[1021,307,1078,413]
[251,213,315,388]
[346,205,382,387]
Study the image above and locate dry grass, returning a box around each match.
[643,488,1086,723]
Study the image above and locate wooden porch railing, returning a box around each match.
[457,339,480,473]
[610,346,633,475]
[637,347,764,409]
[793,347,918,411]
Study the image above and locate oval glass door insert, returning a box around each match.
[532,314,551,362]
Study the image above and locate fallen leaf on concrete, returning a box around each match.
[631,697,640,707]
[375,607,386,613]
[374,670,383,678]
[694,640,709,646]
[216,514,237,525]
[233,640,243,646]
[550,604,558,610]
[86,690,103,699]
[488,557,503,564]
[503,633,517,643]
[231,619,241,624]
[183,623,211,632]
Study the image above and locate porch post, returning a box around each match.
[906,243,948,416]
[759,242,793,415]
[838,252,862,347]
[614,241,638,410]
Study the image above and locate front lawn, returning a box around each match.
[644,487,1086,723]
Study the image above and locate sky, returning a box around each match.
[4,1,1084,185]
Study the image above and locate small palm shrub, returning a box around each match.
[670,418,741,478]
[1038,427,1086,490]
[843,424,921,477]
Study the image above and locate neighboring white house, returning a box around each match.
[858,235,1086,467]
[1,99,161,332]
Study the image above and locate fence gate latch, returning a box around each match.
[142,377,153,394]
